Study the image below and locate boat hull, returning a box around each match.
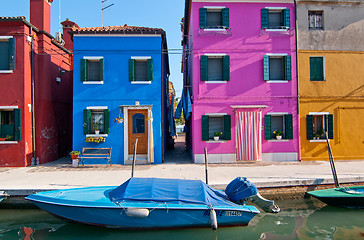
[308,186,364,209]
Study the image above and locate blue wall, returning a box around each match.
[72,35,167,164]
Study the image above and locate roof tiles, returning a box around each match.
[71,24,164,35]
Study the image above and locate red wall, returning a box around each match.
[0,20,73,167]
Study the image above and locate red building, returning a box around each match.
[0,0,75,166]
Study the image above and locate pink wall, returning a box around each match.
[188,1,299,160]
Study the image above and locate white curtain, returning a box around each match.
[236,110,262,161]
[147,108,154,163]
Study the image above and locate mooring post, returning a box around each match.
[131,138,138,178]
[204,148,208,185]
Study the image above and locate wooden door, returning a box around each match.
[128,109,148,154]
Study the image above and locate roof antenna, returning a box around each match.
[55,0,65,45]
[101,0,114,27]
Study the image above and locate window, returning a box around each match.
[83,108,110,135]
[264,114,293,140]
[80,57,104,82]
[199,8,229,29]
[263,55,291,81]
[261,8,290,30]
[201,114,231,141]
[200,55,230,82]
[306,114,333,140]
[132,113,145,133]
[310,57,324,81]
[308,11,323,30]
[129,58,153,82]
[0,108,21,141]
[0,37,15,71]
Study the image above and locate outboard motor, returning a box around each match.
[225,177,280,213]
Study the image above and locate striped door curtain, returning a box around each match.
[235,110,262,161]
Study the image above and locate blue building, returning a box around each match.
[71,25,170,164]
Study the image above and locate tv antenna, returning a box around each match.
[101,0,115,27]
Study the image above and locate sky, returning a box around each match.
[0,0,185,96]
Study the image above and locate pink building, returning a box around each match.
[182,0,299,163]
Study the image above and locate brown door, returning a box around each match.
[128,109,148,154]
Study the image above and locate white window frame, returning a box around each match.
[267,112,289,142]
[204,53,227,84]
[82,56,104,84]
[85,106,108,137]
[266,53,288,83]
[0,105,19,144]
[264,7,288,32]
[206,113,228,143]
[130,56,152,84]
[203,6,227,31]
[309,112,329,142]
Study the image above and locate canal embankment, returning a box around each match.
[1,156,364,207]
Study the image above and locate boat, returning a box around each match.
[307,133,364,208]
[26,177,263,230]
[308,186,364,209]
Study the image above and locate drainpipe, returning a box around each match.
[294,0,301,161]
[30,28,37,165]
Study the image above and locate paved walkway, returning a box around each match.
[1,135,364,195]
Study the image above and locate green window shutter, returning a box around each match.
[263,55,269,81]
[128,59,135,82]
[326,114,334,139]
[223,55,230,81]
[13,108,21,141]
[8,37,15,70]
[284,55,292,81]
[147,59,153,81]
[83,109,91,134]
[99,58,104,81]
[285,114,293,139]
[199,8,207,28]
[264,115,271,140]
[222,8,230,28]
[80,59,87,82]
[104,109,110,134]
[200,55,208,81]
[261,8,269,29]
[306,115,314,140]
[283,9,290,28]
[310,57,324,81]
[223,115,231,140]
[201,115,209,141]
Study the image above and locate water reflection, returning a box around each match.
[1,199,363,240]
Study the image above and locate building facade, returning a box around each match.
[0,0,73,167]
[182,0,299,163]
[71,25,170,164]
[297,0,364,160]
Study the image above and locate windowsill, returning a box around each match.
[207,140,228,143]
[204,81,228,84]
[83,81,104,85]
[0,70,13,73]
[0,141,18,144]
[86,134,108,137]
[131,81,152,84]
[310,79,325,82]
[268,139,290,142]
[266,80,289,83]
[200,28,228,32]
[310,139,328,143]
[264,28,290,32]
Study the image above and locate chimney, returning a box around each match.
[30,0,53,33]
[61,18,79,51]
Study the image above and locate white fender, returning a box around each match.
[210,209,218,231]
[125,208,150,217]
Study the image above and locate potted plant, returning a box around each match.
[273,130,283,140]
[5,135,14,141]
[114,117,124,124]
[94,121,102,135]
[214,131,222,141]
[70,151,80,160]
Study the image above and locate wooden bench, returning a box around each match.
[78,147,112,166]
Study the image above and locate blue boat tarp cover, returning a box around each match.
[109,178,238,207]
[225,177,258,202]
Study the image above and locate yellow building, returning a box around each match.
[297,0,364,160]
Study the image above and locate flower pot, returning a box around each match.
[70,154,79,160]
[276,135,282,140]
[214,136,219,141]
[95,130,100,135]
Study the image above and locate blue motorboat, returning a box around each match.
[26,178,262,230]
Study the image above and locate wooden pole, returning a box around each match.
[204,148,208,185]
[131,138,138,178]
[326,132,339,188]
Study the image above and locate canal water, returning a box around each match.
[0,199,363,240]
